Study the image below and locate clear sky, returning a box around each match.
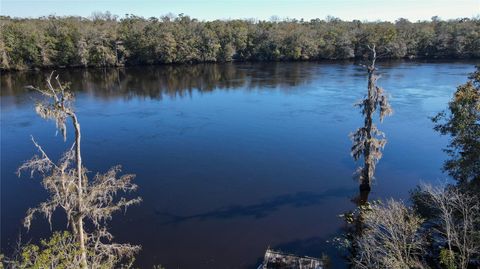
[1,0,479,22]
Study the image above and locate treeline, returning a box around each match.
[1,13,480,70]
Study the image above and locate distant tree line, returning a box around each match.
[1,13,480,70]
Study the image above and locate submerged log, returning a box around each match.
[259,249,324,269]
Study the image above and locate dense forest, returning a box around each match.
[1,13,480,70]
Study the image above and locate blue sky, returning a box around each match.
[1,0,479,21]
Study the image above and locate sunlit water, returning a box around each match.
[1,61,477,268]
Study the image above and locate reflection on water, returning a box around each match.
[1,61,478,268]
[1,62,317,100]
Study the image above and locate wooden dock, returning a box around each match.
[258,249,324,269]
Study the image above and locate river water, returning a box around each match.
[1,61,477,268]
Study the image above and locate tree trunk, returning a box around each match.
[71,113,88,269]
[363,46,377,187]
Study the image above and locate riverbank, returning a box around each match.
[2,14,479,71]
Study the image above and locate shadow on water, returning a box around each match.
[157,187,354,225]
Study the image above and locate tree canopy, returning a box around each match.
[1,14,479,70]
[432,66,480,188]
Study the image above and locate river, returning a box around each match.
[1,61,477,268]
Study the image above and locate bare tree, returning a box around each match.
[17,72,142,268]
[350,44,393,192]
[351,199,426,269]
[419,184,479,269]
[343,45,395,267]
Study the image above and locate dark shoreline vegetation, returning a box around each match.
[1,13,480,71]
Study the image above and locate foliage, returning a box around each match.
[1,14,479,70]
[7,231,82,269]
[16,73,141,268]
[3,231,137,269]
[439,248,457,269]
[432,66,480,187]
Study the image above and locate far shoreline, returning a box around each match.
[2,57,480,73]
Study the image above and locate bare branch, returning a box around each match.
[18,74,142,268]
[419,183,480,269]
[351,199,426,269]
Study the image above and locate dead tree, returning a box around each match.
[420,184,480,269]
[17,72,142,268]
[350,45,392,193]
[351,199,426,269]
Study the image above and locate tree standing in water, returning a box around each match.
[17,72,142,268]
[341,45,393,264]
[350,44,393,197]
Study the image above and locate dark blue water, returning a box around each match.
[1,61,477,268]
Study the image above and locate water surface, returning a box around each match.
[1,61,477,268]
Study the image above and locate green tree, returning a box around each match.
[1,15,479,70]
[9,231,82,269]
[432,66,480,187]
